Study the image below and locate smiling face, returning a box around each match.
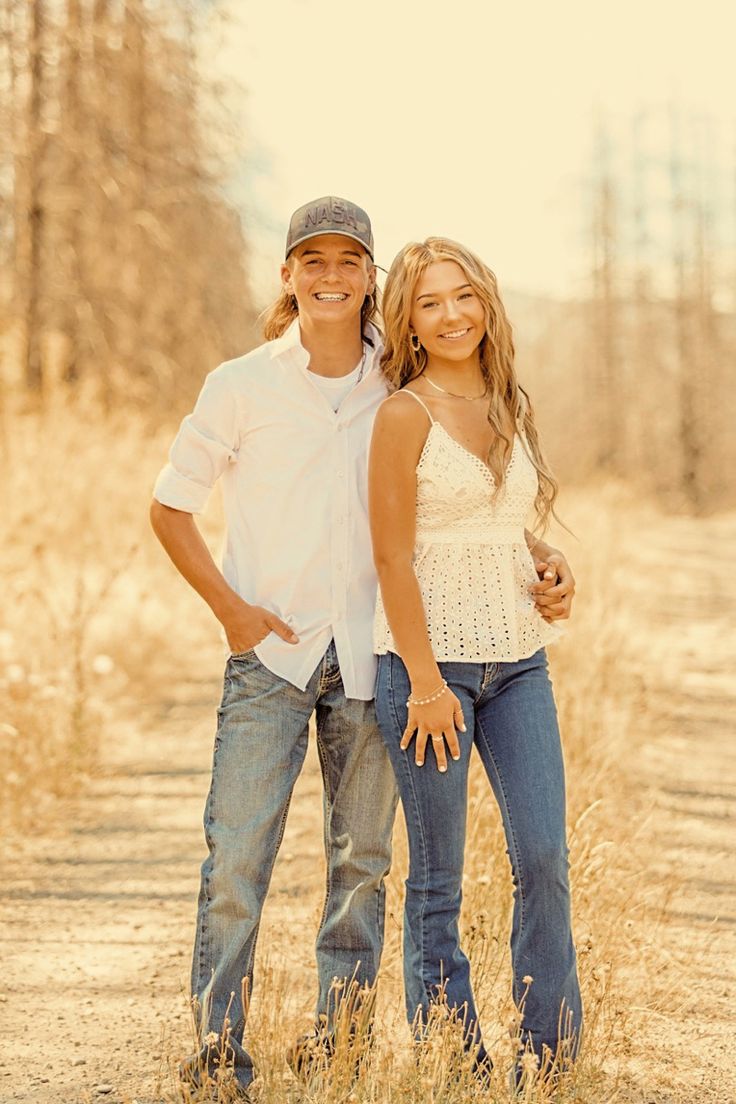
[282,234,376,329]
[409,259,486,362]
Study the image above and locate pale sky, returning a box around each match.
[201,0,735,303]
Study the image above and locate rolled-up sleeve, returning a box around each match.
[153,366,239,514]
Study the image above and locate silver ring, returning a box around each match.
[431,734,443,742]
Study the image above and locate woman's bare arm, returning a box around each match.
[369,396,464,770]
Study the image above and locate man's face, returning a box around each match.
[282,234,376,327]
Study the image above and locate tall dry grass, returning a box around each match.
[1,402,683,1101]
[0,395,220,825]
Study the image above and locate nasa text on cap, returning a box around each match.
[285,196,374,260]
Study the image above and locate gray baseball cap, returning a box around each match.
[285,196,374,260]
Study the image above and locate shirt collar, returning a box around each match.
[362,323,384,378]
[268,317,307,364]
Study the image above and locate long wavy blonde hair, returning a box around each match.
[261,257,382,341]
[381,237,559,532]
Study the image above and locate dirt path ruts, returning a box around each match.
[615,513,736,1103]
[1,671,329,1104]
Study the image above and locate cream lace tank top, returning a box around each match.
[373,390,563,662]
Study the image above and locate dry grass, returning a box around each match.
[0,403,709,1102]
[0,396,218,825]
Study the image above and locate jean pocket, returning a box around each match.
[229,648,256,661]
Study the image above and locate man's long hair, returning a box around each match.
[380,237,558,532]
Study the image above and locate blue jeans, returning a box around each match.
[375,648,582,1068]
[186,642,398,1090]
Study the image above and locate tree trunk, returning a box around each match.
[60,0,84,383]
[21,0,46,393]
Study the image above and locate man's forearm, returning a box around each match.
[149,500,240,623]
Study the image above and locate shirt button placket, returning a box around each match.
[332,421,348,621]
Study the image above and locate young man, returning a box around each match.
[150,196,575,1098]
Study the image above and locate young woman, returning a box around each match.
[369,238,582,1081]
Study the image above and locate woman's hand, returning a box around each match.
[531,550,575,621]
[400,688,466,772]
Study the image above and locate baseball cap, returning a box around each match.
[285,196,374,260]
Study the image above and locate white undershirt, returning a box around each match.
[308,355,365,412]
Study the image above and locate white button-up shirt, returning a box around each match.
[153,319,388,699]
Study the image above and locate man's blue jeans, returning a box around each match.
[374,647,582,1068]
[187,642,398,1090]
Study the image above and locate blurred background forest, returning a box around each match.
[2,2,735,509]
[1,0,253,414]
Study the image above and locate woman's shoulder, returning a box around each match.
[371,388,434,467]
[376,387,434,427]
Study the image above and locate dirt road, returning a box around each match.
[613,512,736,1104]
[2,512,734,1104]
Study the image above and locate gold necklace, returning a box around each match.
[423,374,488,401]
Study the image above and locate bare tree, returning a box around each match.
[58,0,84,382]
[582,106,734,511]
[15,0,48,393]
[2,0,252,408]
[590,117,622,473]
[669,106,705,511]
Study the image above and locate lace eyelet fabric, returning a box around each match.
[373,422,563,662]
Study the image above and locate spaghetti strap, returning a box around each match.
[390,388,434,424]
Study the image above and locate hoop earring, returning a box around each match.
[410,333,421,352]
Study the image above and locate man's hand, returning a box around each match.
[149,503,301,650]
[531,551,575,622]
[222,597,299,653]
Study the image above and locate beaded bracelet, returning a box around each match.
[407,679,448,707]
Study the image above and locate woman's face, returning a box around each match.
[409,260,485,362]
